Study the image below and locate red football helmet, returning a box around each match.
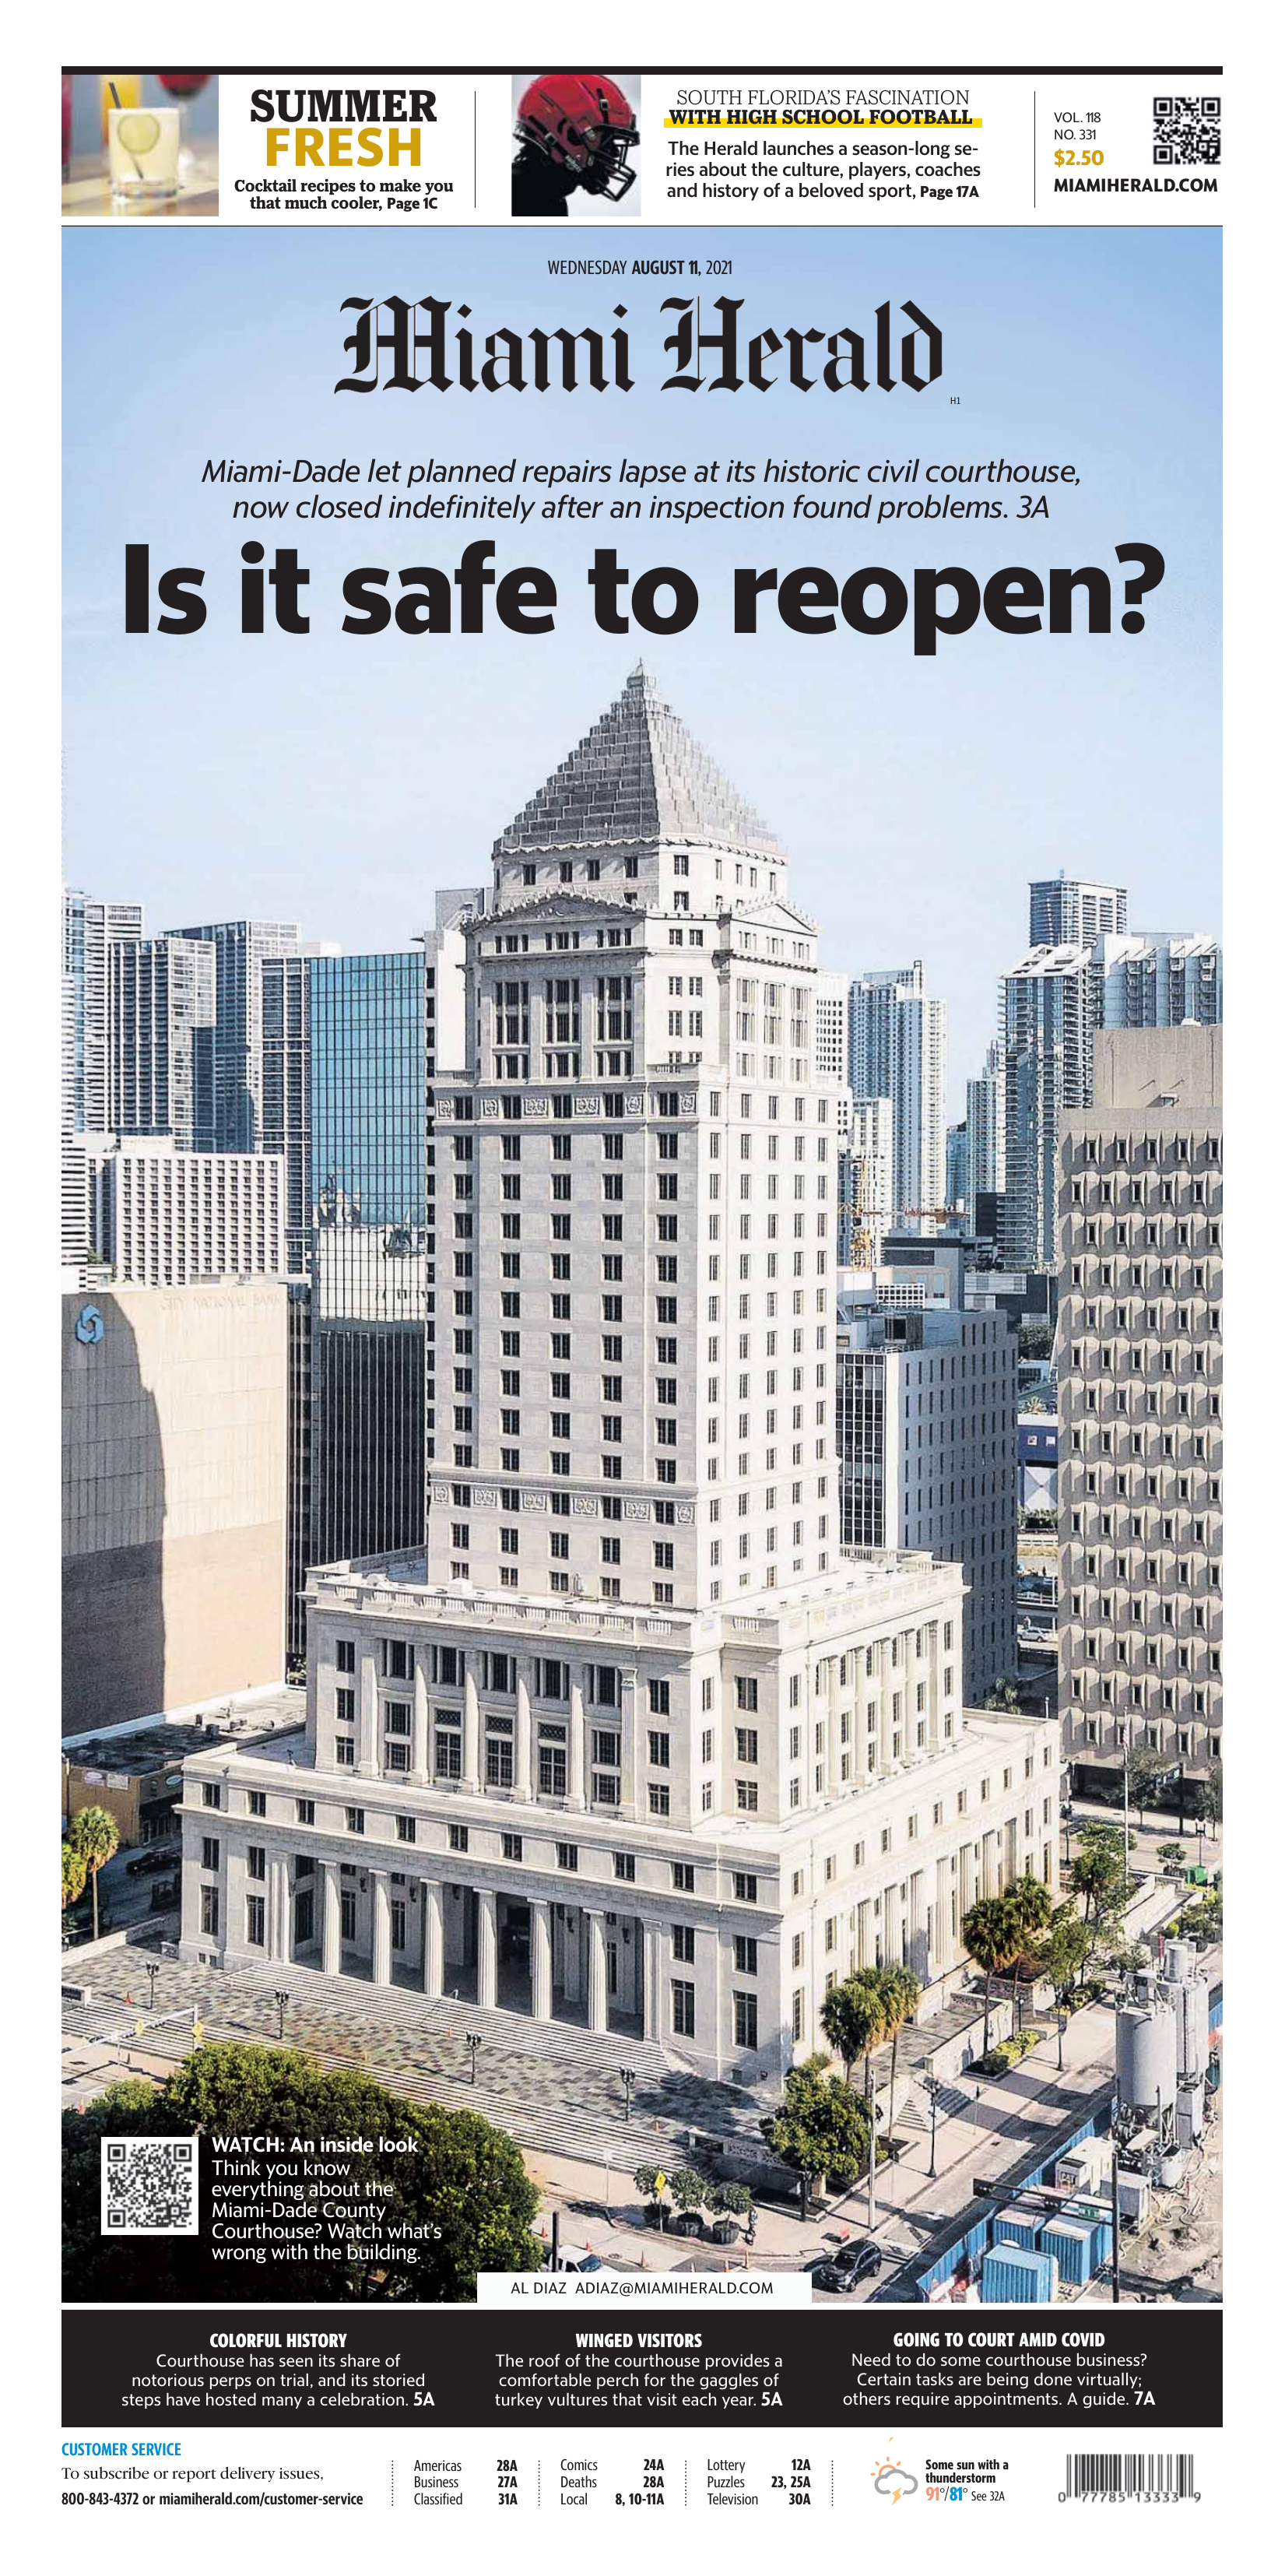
[514,72,639,199]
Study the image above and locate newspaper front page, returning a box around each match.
[37,5,1247,2547]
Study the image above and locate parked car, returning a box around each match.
[813,2240,881,2293]
[127,1847,178,1878]
[547,2247,606,2273]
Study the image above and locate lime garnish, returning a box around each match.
[117,113,160,155]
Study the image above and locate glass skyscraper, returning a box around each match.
[308,953,429,1573]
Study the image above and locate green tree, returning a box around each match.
[67,1805,119,1942]
[668,2167,707,2230]
[820,1970,886,2092]
[1070,1836,1129,1937]
[1019,1322,1054,1359]
[983,1676,1023,1713]
[961,1896,1021,2054]
[1037,1903,1091,2005]
[707,2181,752,2239]
[1196,1761,1222,1836]
[63,2044,541,2303]
[1005,1872,1053,2017]
[1125,1741,1172,1830]
[633,2163,666,2222]
[61,1840,88,1910]
[761,2056,871,2218]
[874,1963,921,2113]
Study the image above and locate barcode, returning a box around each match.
[1063,2453,1197,2502]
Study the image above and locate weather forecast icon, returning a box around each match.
[871,2456,919,2501]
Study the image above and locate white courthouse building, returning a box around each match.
[180,669,1056,2083]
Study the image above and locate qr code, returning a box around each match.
[100,2135,199,2235]
[1153,95,1221,164]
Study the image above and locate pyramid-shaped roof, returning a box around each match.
[492,664,785,862]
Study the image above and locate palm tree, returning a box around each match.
[820,1971,886,2093]
[61,1840,88,1910]
[876,1963,922,2117]
[961,1895,1020,2055]
[1004,1873,1053,2026]
[68,1805,120,1942]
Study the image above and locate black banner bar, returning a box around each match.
[62,2306,1221,2430]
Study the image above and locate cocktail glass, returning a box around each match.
[108,105,182,202]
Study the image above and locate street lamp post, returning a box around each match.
[465,2031,481,2087]
[146,1961,159,2012]
[922,2075,943,2181]
[274,1988,289,2042]
[619,2065,636,2124]
[1056,2010,1068,2073]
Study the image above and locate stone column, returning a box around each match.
[569,1669,588,1810]
[563,1909,582,2005]
[515,1661,534,1803]
[622,1668,642,1821]
[370,1870,391,1987]
[412,1657,430,1784]
[268,1855,290,1962]
[321,1861,341,1975]
[476,1887,498,2008]
[358,1645,380,1779]
[422,1878,444,1998]
[642,1920,664,2042]
[587,1910,609,2033]
[462,1662,481,1792]
[530,1898,553,2022]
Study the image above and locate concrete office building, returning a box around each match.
[86,1138,287,1288]
[1029,876,1128,947]
[1002,919,1221,1271]
[836,1291,1019,1703]
[178,668,1056,2082]
[63,1279,291,1730]
[848,961,946,1232]
[62,888,145,1135]
[1059,1025,1222,1791]
[169,919,300,1151]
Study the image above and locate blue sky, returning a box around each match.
[63,223,1220,1107]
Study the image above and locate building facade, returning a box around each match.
[964,1037,1006,1232]
[836,1296,1019,1702]
[106,933,216,1150]
[169,919,300,1151]
[178,669,1056,2082]
[1058,1026,1222,1791]
[837,1095,894,1267]
[87,1139,286,1287]
[1028,875,1128,947]
[1001,918,1222,1271]
[848,961,946,1232]
[63,1280,291,1729]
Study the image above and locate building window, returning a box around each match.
[792,1990,805,2040]
[246,1846,265,1882]
[200,1885,219,1936]
[672,1861,695,1892]
[613,1851,636,1882]
[502,1833,523,1862]
[648,1731,671,1768]
[734,1992,759,2050]
[672,1925,695,1963]
[735,1727,759,1764]
[346,1807,364,1835]
[247,1791,266,1819]
[245,1895,265,1947]
[202,1784,221,1811]
[732,1871,758,1903]
[296,1800,314,1826]
[340,1890,356,1942]
[736,1676,759,1711]
[648,1784,671,1816]
[556,1843,578,1871]
[200,1836,219,1871]
[336,1639,356,1673]
[448,1822,469,1854]
[335,1737,355,1769]
[672,1980,696,2038]
[396,1815,416,1845]
[733,1937,758,1975]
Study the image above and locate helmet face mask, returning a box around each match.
[515,72,639,202]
